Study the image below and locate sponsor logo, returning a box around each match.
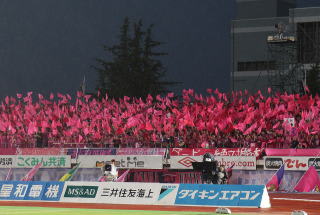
[178,157,197,167]
[96,161,104,168]
[308,158,320,169]
[95,157,145,168]
[64,186,98,198]
[158,185,177,201]
[265,157,283,169]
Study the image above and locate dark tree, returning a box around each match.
[306,63,320,96]
[94,17,175,99]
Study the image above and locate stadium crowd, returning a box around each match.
[0,88,319,149]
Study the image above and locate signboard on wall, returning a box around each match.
[264,156,320,171]
[77,155,163,169]
[174,184,270,208]
[0,155,71,168]
[0,156,14,168]
[170,156,256,170]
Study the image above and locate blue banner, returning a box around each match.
[174,184,265,207]
[0,181,64,201]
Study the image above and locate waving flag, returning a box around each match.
[293,166,320,192]
[116,169,130,182]
[266,164,285,191]
[21,162,42,181]
[5,168,12,181]
[59,163,80,182]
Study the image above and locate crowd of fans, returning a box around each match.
[0,89,319,149]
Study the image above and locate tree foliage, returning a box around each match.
[94,17,174,99]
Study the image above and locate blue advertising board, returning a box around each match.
[174,184,268,207]
[0,181,64,201]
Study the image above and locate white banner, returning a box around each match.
[15,155,71,168]
[0,155,71,168]
[264,156,320,171]
[96,182,161,204]
[170,156,256,170]
[60,181,178,205]
[77,155,163,169]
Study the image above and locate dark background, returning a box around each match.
[0,0,318,99]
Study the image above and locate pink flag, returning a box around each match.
[266,164,285,191]
[21,162,42,181]
[116,169,130,182]
[5,168,12,181]
[293,166,320,192]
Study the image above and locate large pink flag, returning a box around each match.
[293,166,320,192]
[21,162,42,181]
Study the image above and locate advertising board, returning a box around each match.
[174,184,270,208]
[264,156,320,171]
[77,155,163,169]
[170,148,262,158]
[170,156,256,170]
[0,181,64,201]
[0,155,71,168]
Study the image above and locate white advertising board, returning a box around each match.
[0,155,14,168]
[96,182,161,204]
[0,155,71,168]
[77,155,163,169]
[170,156,256,170]
[15,155,71,168]
[60,181,178,205]
[264,156,320,171]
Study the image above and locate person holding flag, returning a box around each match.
[266,164,285,191]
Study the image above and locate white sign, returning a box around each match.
[0,155,71,168]
[15,155,71,168]
[60,181,178,205]
[170,156,256,170]
[96,182,161,204]
[77,155,163,169]
[264,156,320,171]
[0,156,14,168]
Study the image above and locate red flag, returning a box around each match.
[293,166,320,192]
